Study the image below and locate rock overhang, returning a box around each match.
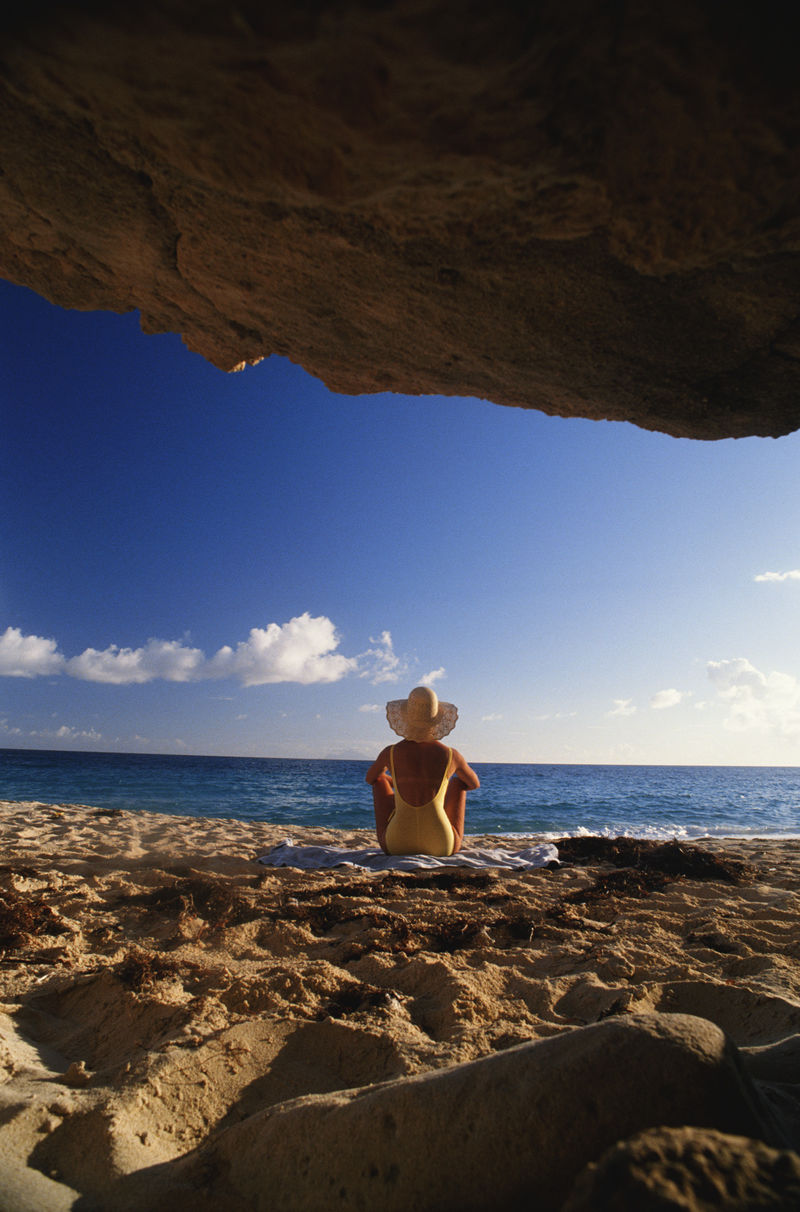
[1,0,799,439]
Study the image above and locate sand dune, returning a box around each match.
[1,801,799,1209]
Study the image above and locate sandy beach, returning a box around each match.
[2,800,800,1209]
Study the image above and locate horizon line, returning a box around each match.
[2,744,799,770]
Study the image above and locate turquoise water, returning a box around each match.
[2,748,800,839]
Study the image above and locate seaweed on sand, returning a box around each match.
[319,982,397,1020]
[391,870,498,892]
[554,837,753,884]
[118,876,263,930]
[425,916,491,952]
[0,886,69,948]
[115,948,185,990]
[560,867,673,907]
[286,897,358,936]
[538,839,755,926]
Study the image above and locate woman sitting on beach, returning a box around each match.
[366,686,480,856]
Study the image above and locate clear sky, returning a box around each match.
[3,278,800,765]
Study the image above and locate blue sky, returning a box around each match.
[3,277,800,764]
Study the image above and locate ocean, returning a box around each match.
[2,747,800,840]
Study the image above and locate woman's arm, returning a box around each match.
[365,746,392,785]
[450,748,480,790]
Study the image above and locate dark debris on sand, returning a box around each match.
[554,837,753,884]
[0,886,69,949]
[252,841,756,950]
[384,870,499,892]
[115,948,185,990]
[319,981,398,1020]
[559,867,673,908]
[96,839,756,962]
[117,876,264,931]
[114,947,223,993]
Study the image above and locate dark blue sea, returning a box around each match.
[2,748,800,839]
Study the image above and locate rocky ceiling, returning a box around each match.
[1,1,799,438]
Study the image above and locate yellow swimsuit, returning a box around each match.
[384,745,456,857]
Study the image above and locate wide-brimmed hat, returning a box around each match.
[386,686,458,741]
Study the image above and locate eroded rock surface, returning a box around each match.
[1,2,800,437]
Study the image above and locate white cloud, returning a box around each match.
[608,699,637,717]
[3,615,369,688]
[357,631,408,684]
[55,724,102,741]
[707,657,800,736]
[650,688,686,710]
[0,627,65,678]
[2,719,103,743]
[420,667,446,686]
[359,703,382,713]
[207,615,356,686]
[754,570,800,583]
[66,638,205,684]
[482,712,503,722]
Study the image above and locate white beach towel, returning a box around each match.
[257,840,559,871]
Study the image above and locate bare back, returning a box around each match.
[390,740,453,807]
[366,737,480,856]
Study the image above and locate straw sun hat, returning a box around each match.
[386,686,458,741]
